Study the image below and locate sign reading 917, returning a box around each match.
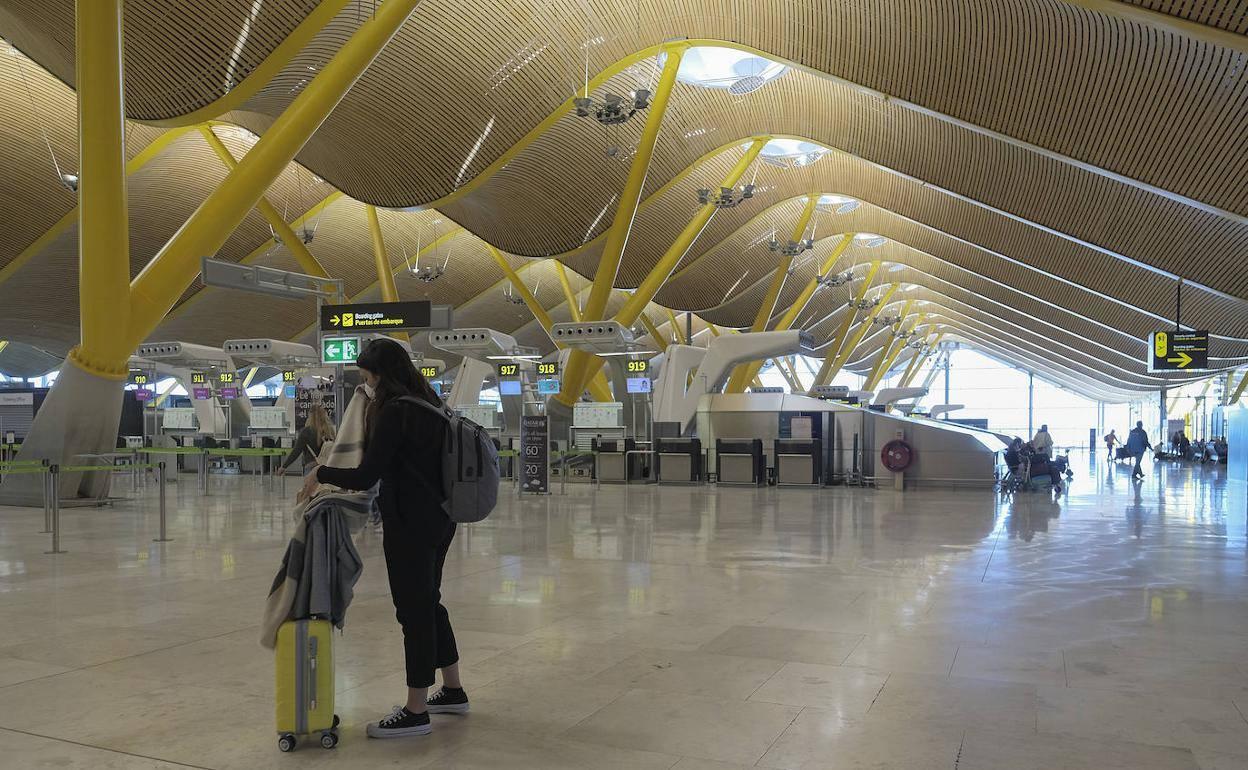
[497,362,520,378]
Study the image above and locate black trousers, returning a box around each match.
[383,507,458,688]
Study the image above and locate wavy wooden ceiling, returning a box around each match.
[0,2,1243,401]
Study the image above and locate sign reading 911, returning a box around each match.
[1149,330,1208,372]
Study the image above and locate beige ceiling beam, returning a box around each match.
[123,0,425,353]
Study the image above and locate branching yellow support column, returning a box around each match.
[667,309,687,345]
[583,43,686,320]
[554,262,581,322]
[731,233,855,390]
[366,205,408,341]
[487,248,612,402]
[900,331,944,388]
[72,0,131,378]
[812,261,882,387]
[125,0,423,351]
[824,283,901,385]
[198,125,330,279]
[888,321,933,391]
[640,313,671,350]
[865,304,917,391]
[1230,370,1248,405]
[725,194,819,392]
[558,137,768,406]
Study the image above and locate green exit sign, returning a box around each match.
[322,335,360,364]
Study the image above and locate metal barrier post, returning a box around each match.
[199,450,208,496]
[40,459,51,533]
[45,464,65,554]
[154,461,172,542]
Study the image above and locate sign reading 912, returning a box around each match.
[497,362,520,378]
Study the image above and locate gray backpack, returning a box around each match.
[399,397,499,523]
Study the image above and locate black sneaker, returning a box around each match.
[427,687,470,714]
[366,706,431,738]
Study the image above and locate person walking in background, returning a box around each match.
[1104,429,1119,462]
[1032,424,1054,458]
[1126,420,1152,480]
[278,402,335,476]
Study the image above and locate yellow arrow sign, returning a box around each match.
[1167,351,1193,368]
[330,314,340,326]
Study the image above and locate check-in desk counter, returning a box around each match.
[656,438,702,485]
[775,439,822,486]
[716,438,766,486]
[593,437,650,483]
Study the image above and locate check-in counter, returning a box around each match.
[593,437,649,483]
[655,437,702,484]
[716,438,765,486]
[775,438,822,486]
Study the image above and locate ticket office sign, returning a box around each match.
[520,415,549,494]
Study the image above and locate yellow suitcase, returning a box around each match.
[275,619,339,752]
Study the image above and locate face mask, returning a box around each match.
[363,383,376,399]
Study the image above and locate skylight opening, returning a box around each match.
[657,46,788,94]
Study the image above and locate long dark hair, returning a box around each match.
[355,338,441,439]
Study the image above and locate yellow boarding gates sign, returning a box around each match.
[1148,330,1208,372]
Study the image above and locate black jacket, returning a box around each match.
[317,398,446,523]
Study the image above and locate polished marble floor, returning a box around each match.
[0,454,1245,768]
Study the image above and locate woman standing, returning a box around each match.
[302,339,467,738]
[278,401,335,475]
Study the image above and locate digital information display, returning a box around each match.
[537,379,560,394]
[626,377,651,394]
[134,389,153,402]
[192,387,212,400]
[283,385,298,399]
[218,387,239,400]
[321,300,432,332]
[499,379,523,396]
[521,415,549,493]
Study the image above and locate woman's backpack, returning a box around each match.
[398,397,499,522]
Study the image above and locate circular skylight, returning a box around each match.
[759,138,827,168]
[854,233,888,248]
[658,46,788,94]
[817,194,860,213]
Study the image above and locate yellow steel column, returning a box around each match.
[823,283,901,385]
[125,0,423,350]
[554,262,581,322]
[812,261,882,387]
[884,320,932,391]
[583,43,686,320]
[487,248,612,402]
[198,125,330,279]
[366,206,401,303]
[639,312,671,350]
[865,303,917,390]
[1230,370,1248,405]
[667,309,687,345]
[731,233,855,389]
[725,194,819,393]
[72,0,131,379]
[557,136,768,407]
[899,330,944,388]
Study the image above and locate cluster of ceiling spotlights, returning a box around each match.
[849,295,882,311]
[574,89,652,125]
[815,269,854,289]
[872,313,902,327]
[411,264,445,282]
[698,184,756,209]
[770,236,815,257]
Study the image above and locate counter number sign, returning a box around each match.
[419,365,440,379]
[131,372,149,386]
[1149,330,1208,372]
[497,362,520,378]
[536,361,559,377]
[626,359,649,374]
[282,370,297,382]
[218,371,236,385]
[190,372,207,385]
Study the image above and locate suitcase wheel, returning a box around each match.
[320,731,339,750]
[278,734,296,753]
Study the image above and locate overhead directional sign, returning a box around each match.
[1149,330,1208,372]
[321,301,432,332]
[322,335,361,365]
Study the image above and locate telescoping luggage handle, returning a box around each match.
[307,635,318,711]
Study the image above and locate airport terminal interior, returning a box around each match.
[0,1,1246,768]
